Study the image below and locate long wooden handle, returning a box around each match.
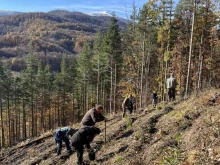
[104,120,106,144]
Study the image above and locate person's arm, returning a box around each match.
[85,142,91,149]
[85,134,95,149]
[98,113,106,122]
[55,130,63,142]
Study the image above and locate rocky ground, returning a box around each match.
[0,88,220,165]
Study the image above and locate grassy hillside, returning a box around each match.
[0,88,219,165]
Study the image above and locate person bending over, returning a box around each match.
[54,126,75,155]
[70,126,100,165]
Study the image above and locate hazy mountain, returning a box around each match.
[0,10,22,16]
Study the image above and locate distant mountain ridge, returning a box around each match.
[0,9,129,25]
[86,11,130,24]
[0,10,22,16]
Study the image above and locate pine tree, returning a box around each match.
[103,13,122,113]
[77,42,92,114]
[92,31,108,105]
[21,52,38,137]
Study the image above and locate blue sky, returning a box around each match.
[0,0,179,18]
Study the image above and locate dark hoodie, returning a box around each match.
[70,126,101,149]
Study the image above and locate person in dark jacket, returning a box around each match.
[54,126,75,155]
[152,91,158,108]
[81,105,106,128]
[70,126,101,165]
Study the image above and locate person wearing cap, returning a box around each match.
[81,105,106,128]
[54,126,75,155]
[70,126,101,165]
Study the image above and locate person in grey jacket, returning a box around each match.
[81,105,106,128]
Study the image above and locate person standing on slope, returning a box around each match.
[122,94,134,118]
[166,73,177,101]
[152,91,158,108]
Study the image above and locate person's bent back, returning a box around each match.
[54,126,74,155]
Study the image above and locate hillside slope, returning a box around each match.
[0,10,127,71]
[0,88,219,165]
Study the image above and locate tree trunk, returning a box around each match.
[18,105,20,141]
[62,92,66,126]
[7,94,11,146]
[110,57,113,114]
[31,88,34,137]
[48,90,51,129]
[185,0,196,97]
[140,32,145,108]
[0,99,4,148]
[57,96,60,127]
[198,34,204,90]
[22,96,26,140]
[113,64,117,113]
[97,55,100,104]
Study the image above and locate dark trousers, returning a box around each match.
[73,145,84,165]
[168,88,176,101]
[57,136,71,154]
[122,106,133,118]
[152,98,157,107]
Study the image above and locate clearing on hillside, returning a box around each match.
[0,88,220,165]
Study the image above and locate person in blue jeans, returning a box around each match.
[54,126,75,155]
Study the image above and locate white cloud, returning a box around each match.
[51,4,132,13]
